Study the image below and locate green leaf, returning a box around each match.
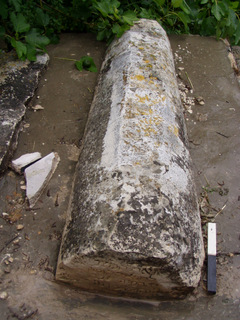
[11,38,27,60]
[96,29,108,41]
[226,9,237,28]
[112,23,121,35]
[25,28,50,49]
[171,0,183,8]
[211,3,223,21]
[75,56,97,72]
[112,23,130,37]
[234,23,240,45]
[26,44,37,61]
[122,11,138,25]
[0,26,5,38]
[94,0,120,17]
[10,13,30,33]
[153,0,165,6]
[36,8,50,27]
[200,0,209,4]
[139,8,154,19]
[177,11,191,31]
[180,0,191,14]
[0,0,8,19]
[75,60,83,71]
[230,1,239,10]
[9,0,22,12]
[200,16,216,36]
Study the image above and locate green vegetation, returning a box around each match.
[1,0,240,61]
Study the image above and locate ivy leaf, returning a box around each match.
[10,12,30,33]
[122,11,138,25]
[11,38,27,60]
[171,0,183,8]
[25,28,50,50]
[75,56,97,72]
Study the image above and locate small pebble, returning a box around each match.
[2,212,9,217]
[0,291,8,300]
[16,224,24,231]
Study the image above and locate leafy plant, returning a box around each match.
[0,0,63,61]
[75,56,97,72]
[54,55,98,72]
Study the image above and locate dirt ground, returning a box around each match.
[0,33,239,319]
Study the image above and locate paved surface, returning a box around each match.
[0,32,239,319]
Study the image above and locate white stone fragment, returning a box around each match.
[25,152,60,208]
[32,104,44,111]
[11,152,42,174]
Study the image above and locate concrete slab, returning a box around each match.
[56,20,204,299]
[0,52,49,173]
[24,152,60,208]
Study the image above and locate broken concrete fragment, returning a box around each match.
[25,152,60,208]
[56,19,204,299]
[11,152,42,174]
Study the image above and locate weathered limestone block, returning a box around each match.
[56,19,204,299]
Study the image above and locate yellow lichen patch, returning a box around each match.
[139,47,144,50]
[132,74,145,81]
[144,60,150,63]
[135,94,149,103]
[168,125,179,137]
[174,126,179,137]
[115,208,125,215]
[134,162,140,165]
[162,96,166,102]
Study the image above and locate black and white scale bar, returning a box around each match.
[207,222,217,294]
